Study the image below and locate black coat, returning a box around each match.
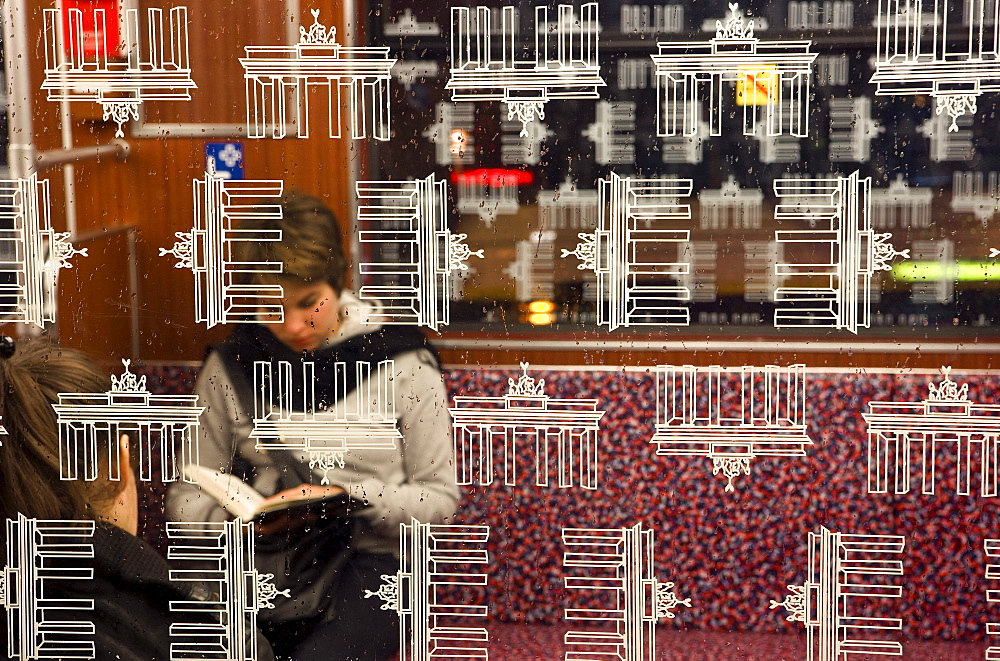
[2,521,275,661]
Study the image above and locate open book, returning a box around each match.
[183,464,364,523]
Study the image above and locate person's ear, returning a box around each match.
[118,433,135,486]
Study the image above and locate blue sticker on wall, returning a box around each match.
[204,142,244,180]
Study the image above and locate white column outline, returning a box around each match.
[2,516,97,660]
[41,7,196,137]
[0,173,87,327]
[773,171,910,333]
[53,359,203,483]
[562,524,690,661]
[770,527,904,660]
[951,171,1000,225]
[828,96,883,163]
[562,173,693,330]
[165,520,288,661]
[660,101,708,163]
[651,364,812,491]
[652,3,816,138]
[250,360,402,486]
[365,518,491,661]
[865,367,1000,497]
[356,174,483,329]
[449,363,606,490]
[985,538,1000,659]
[447,4,605,136]
[583,101,637,166]
[871,175,933,230]
[240,10,396,140]
[160,160,286,328]
[870,0,1000,131]
[698,176,763,230]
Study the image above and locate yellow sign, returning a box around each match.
[736,65,778,106]
[894,261,1000,282]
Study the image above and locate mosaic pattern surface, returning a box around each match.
[139,365,1000,641]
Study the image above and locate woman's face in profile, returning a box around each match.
[269,281,342,352]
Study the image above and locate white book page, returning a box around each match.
[183,463,265,519]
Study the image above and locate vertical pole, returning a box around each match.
[341,0,362,290]
[4,0,35,182]
[127,228,140,359]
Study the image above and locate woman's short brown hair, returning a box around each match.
[235,191,348,293]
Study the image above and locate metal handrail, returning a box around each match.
[34,139,131,172]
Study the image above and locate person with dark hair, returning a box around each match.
[166,192,458,661]
[0,337,275,661]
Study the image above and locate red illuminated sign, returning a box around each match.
[450,168,534,188]
[62,0,122,58]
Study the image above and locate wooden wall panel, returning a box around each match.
[8,1,353,362]
[57,226,136,368]
[142,0,291,125]
[435,333,999,371]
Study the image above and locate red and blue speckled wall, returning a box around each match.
[140,364,1000,641]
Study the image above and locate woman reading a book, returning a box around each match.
[166,192,458,661]
[0,337,274,661]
